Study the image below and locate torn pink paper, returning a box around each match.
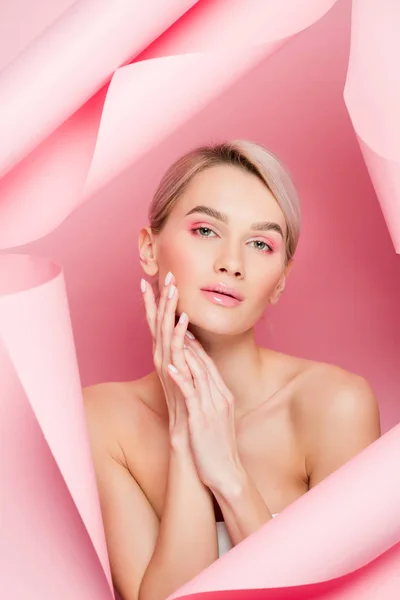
[83,0,339,197]
[0,334,113,600]
[0,0,337,249]
[0,0,199,179]
[0,254,114,596]
[344,0,400,252]
[169,424,400,598]
[178,539,400,599]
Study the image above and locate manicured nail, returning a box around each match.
[185,331,195,340]
[168,284,175,299]
[168,364,178,374]
[179,312,187,324]
[164,271,173,285]
[140,278,146,293]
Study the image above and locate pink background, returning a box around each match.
[2,0,400,433]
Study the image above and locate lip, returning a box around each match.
[201,283,244,301]
[201,289,242,307]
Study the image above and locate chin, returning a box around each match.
[187,307,256,337]
[179,292,265,335]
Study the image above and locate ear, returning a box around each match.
[138,226,159,277]
[269,259,294,305]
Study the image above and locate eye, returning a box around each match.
[248,240,273,253]
[192,226,216,237]
[191,228,273,253]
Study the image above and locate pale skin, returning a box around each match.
[83,164,381,600]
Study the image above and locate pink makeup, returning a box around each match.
[200,289,242,308]
[188,221,279,254]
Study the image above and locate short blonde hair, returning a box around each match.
[149,140,301,264]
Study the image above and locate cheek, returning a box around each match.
[252,263,284,300]
[158,237,199,279]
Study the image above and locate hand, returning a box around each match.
[166,335,245,495]
[141,272,193,446]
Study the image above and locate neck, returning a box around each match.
[190,326,268,417]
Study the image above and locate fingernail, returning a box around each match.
[168,284,175,299]
[140,278,146,293]
[168,364,178,374]
[179,312,187,324]
[185,331,195,340]
[164,271,173,285]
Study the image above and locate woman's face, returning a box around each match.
[153,164,289,336]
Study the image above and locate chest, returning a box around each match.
[235,406,308,507]
[127,400,308,519]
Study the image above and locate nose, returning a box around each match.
[214,246,244,279]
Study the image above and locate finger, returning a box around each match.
[184,336,231,398]
[183,339,235,417]
[183,346,215,414]
[155,272,175,367]
[170,311,193,381]
[140,273,173,347]
[161,280,179,371]
[140,278,157,340]
[167,363,198,415]
[156,271,174,343]
[188,346,227,411]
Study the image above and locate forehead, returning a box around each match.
[174,164,286,228]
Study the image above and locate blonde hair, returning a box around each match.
[149,140,301,264]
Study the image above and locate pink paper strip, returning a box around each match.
[0,0,337,249]
[344,0,400,252]
[0,0,199,179]
[0,335,113,600]
[0,254,114,595]
[179,539,400,598]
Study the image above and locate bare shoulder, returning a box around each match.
[83,380,139,421]
[290,360,381,485]
[82,374,164,460]
[83,372,164,416]
[293,361,380,426]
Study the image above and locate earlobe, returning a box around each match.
[138,227,159,276]
[269,276,286,305]
[269,287,283,305]
[270,259,293,304]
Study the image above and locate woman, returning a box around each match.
[83,140,381,600]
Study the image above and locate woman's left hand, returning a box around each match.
[167,335,245,495]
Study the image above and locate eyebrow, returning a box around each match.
[185,205,285,238]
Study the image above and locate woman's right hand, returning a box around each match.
[141,271,193,447]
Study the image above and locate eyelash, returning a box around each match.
[190,226,273,254]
